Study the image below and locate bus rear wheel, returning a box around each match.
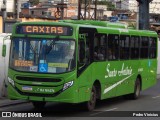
[85,85,97,111]
[132,78,141,99]
[32,101,46,109]
[125,78,141,100]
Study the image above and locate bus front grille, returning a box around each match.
[16,76,61,82]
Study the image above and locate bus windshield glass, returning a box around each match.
[9,38,76,73]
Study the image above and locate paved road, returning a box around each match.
[1,79,160,119]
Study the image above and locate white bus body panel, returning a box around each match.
[0,33,11,97]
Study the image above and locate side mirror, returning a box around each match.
[2,35,11,57]
[2,44,6,57]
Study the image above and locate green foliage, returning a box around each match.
[29,0,39,5]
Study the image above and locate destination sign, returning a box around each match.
[14,60,33,67]
[16,25,73,35]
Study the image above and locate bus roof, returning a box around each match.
[60,20,128,29]
[13,21,158,37]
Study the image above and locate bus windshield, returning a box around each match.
[9,38,76,73]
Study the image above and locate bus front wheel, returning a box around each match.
[85,85,97,111]
[32,101,46,109]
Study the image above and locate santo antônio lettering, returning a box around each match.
[24,26,64,34]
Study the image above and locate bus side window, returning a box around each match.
[149,37,157,59]
[119,35,130,60]
[140,37,149,59]
[94,34,106,61]
[130,36,140,59]
[108,34,119,60]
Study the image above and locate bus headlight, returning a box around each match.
[8,77,15,87]
[63,81,73,91]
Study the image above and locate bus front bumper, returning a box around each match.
[7,84,79,103]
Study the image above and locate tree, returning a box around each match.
[29,0,39,6]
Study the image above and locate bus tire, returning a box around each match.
[125,78,141,100]
[85,85,97,111]
[132,78,141,99]
[32,101,46,109]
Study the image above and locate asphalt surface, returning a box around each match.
[0,79,160,119]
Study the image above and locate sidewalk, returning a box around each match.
[0,97,28,108]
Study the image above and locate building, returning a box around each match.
[0,0,29,33]
[115,0,137,12]
[0,0,14,12]
[39,0,70,4]
[150,0,160,14]
[115,0,160,13]
[20,2,67,19]
[114,0,160,23]
[0,0,29,13]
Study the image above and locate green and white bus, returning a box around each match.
[6,20,158,111]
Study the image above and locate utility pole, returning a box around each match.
[78,0,82,20]
[88,0,91,20]
[94,0,97,20]
[14,0,18,19]
[84,0,87,19]
[61,0,64,19]
[136,6,139,30]
[78,0,97,20]
[16,0,20,19]
[1,0,7,32]
[136,0,153,30]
